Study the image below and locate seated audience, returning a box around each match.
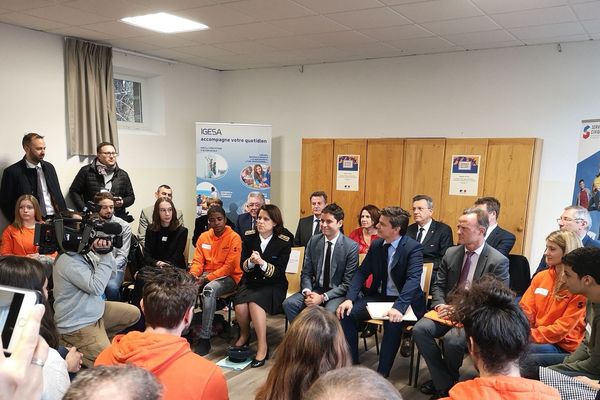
[304,366,402,400]
[190,205,242,355]
[96,267,228,400]
[192,197,235,247]
[64,365,162,400]
[1,194,56,273]
[520,230,586,378]
[0,256,83,400]
[233,204,293,368]
[255,306,352,400]
[283,203,359,323]
[138,184,185,247]
[294,191,328,247]
[144,197,188,270]
[473,196,516,257]
[337,206,425,377]
[441,277,560,400]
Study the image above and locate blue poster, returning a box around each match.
[574,120,600,238]
[195,122,272,219]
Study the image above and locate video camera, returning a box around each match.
[34,202,123,255]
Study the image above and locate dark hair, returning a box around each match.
[579,179,585,184]
[357,204,381,227]
[156,184,171,191]
[64,364,162,400]
[450,276,529,374]
[207,205,226,219]
[150,197,180,232]
[412,194,434,209]
[310,191,328,203]
[463,207,490,231]
[260,204,285,235]
[0,256,59,349]
[321,203,344,222]
[22,132,43,147]
[474,196,501,219]
[380,206,410,235]
[255,306,351,400]
[563,247,600,284]
[140,267,198,329]
[96,141,115,153]
[94,191,115,204]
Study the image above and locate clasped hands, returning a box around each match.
[303,290,325,306]
[248,251,264,268]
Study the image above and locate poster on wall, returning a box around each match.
[336,154,360,191]
[196,122,271,219]
[572,119,600,239]
[449,155,480,196]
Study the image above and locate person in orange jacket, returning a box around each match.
[519,230,587,378]
[440,277,560,400]
[190,205,242,356]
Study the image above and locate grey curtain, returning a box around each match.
[65,38,118,157]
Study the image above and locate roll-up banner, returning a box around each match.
[574,120,600,239]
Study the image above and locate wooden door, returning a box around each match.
[331,139,367,229]
[365,139,404,208]
[299,139,333,217]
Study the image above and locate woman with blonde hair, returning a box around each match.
[520,230,587,378]
[255,306,352,400]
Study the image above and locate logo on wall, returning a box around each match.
[582,123,600,140]
[583,125,591,139]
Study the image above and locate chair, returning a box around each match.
[284,247,305,331]
[508,254,531,298]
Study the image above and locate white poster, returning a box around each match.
[449,155,480,196]
[336,154,359,191]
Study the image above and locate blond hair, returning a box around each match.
[545,230,583,297]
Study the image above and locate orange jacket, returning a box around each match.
[190,226,242,284]
[519,267,586,352]
[95,331,228,400]
[441,376,560,400]
[1,224,56,258]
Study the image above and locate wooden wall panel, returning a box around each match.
[483,138,536,254]
[401,139,446,222]
[331,139,367,228]
[364,139,404,207]
[440,139,489,241]
[299,139,333,217]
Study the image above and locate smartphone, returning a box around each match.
[0,285,42,354]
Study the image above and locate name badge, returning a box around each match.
[161,236,168,242]
[202,243,211,250]
[534,287,549,296]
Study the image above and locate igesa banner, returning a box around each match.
[573,119,600,239]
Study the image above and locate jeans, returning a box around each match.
[199,276,237,339]
[105,268,125,301]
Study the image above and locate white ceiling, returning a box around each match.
[1,0,600,70]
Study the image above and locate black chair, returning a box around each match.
[508,254,531,297]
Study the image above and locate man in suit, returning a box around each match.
[535,205,600,274]
[414,207,509,399]
[406,194,453,275]
[294,191,327,247]
[235,191,265,235]
[137,184,185,247]
[474,196,516,257]
[283,203,359,322]
[337,206,425,377]
[0,133,66,221]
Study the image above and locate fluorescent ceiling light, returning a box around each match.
[121,12,209,33]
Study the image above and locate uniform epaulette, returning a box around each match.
[244,229,255,236]
[278,233,290,242]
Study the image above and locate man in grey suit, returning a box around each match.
[283,203,359,322]
[414,207,509,399]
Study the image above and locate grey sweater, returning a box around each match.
[53,251,116,334]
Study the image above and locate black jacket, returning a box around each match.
[240,228,294,286]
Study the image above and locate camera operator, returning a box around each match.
[52,215,140,367]
[95,192,132,301]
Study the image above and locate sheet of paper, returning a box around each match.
[285,248,301,273]
[366,302,417,321]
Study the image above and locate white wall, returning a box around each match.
[218,41,600,266]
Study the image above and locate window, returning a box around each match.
[114,78,143,123]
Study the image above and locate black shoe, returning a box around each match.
[429,391,449,400]
[229,336,250,350]
[360,324,377,338]
[399,334,412,357]
[196,338,211,356]
[420,380,436,395]
[250,347,269,368]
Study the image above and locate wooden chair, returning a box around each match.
[284,247,305,331]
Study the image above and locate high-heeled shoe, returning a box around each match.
[250,347,269,368]
[229,335,250,350]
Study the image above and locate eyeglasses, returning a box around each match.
[556,217,583,223]
[100,152,117,156]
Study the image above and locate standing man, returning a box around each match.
[69,142,135,221]
[406,194,453,274]
[0,133,66,221]
[474,196,516,257]
[294,191,328,247]
[235,192,265,235]
[413,207,509,399]
[337,206,425,377]
[95,192,132,301]
[138,184,184,247]
[578,179,591,208]
[283,203,359,323]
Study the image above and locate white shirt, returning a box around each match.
[25,159,53,215]
[249,234,273,272]
[319,233,340,288]
[484,224,498,241]
[417,219,432,243]
[464,242,486,288]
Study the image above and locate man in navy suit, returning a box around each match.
[406,195,453,275]
[235,191,265,235]
[337,206,425,377]
[294,191,327,247]
[474,196,516,257]
[283,203,359,322]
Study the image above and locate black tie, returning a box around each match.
[381,243,391,294]
[323,241,332,289]
[416,227,424,243]
[313,219,320,235]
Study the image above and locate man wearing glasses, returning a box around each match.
[69,142,135,221]
[535,205,600,274]
[235,191,265,235]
